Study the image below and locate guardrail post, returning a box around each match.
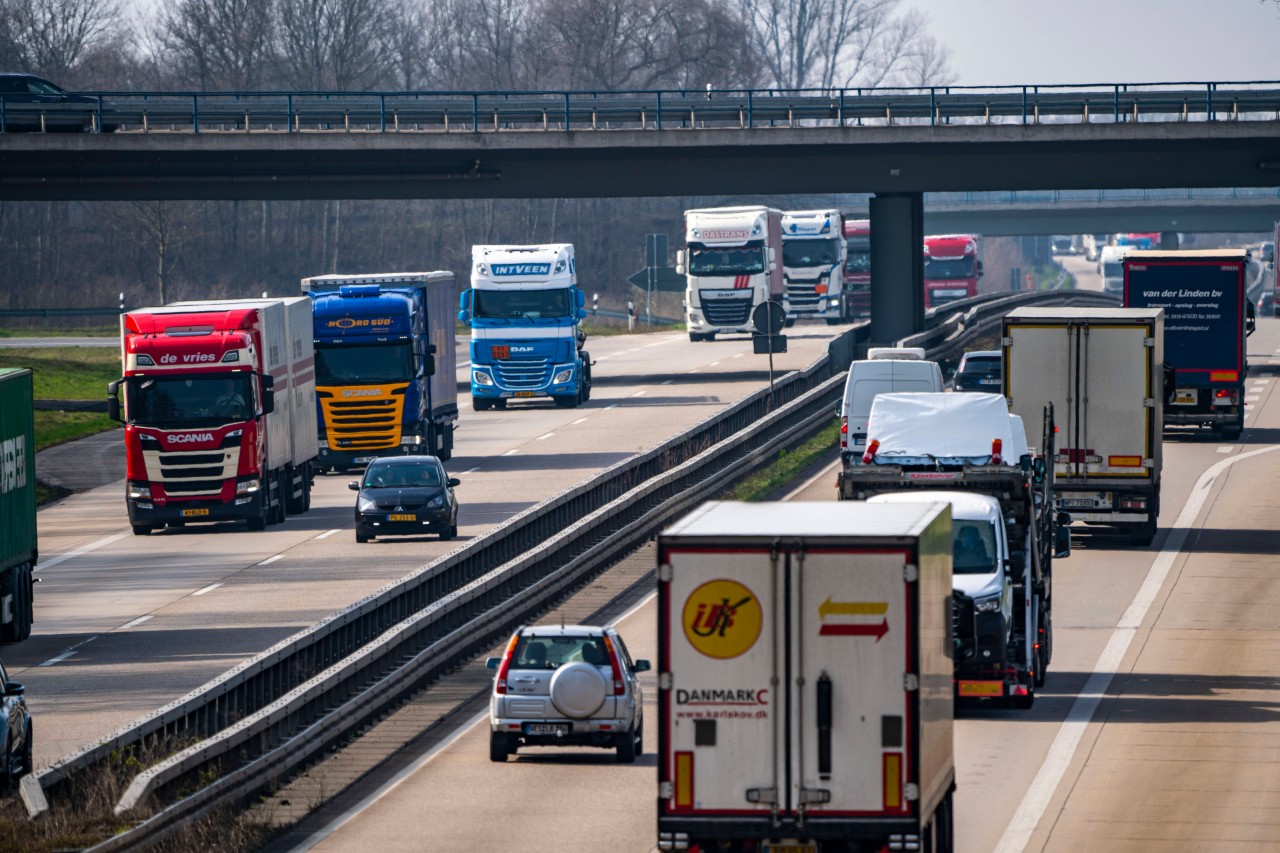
[657,91,663,129]
[472,94,479,132]
[380,95,386,132]
[1021,86,1027,124]
[837,89,843,126]
[929,87,936,126]
[1113,85,1119,123]
[564,93,570,130]
[192,94,199,133]
[287,94,293,133]
[748,90,754,128]
[1207,82,1215,122]
[96,96,104,134]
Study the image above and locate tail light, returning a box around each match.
[991,438,1003,465]
[602,635,626,695]
[494,633,520,695]
[1213,389,1239,405]
[1119,496,1147,510]
[840,416,848,450]
[862,438,880,465]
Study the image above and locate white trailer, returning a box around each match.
[657,501,955,853]
[1002,306,1164,545]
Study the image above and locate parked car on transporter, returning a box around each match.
[349,455,459,543]
[487,624,649,763]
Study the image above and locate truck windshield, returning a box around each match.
[782,238,840,268]
[473,288,572,320]
[845,243,870,275]
[1102,262,1123,277]
[127,374,254,427]
[924,258,976,280]
[952,520,998,574]
[688,245,766,276]
[316,342,413,385]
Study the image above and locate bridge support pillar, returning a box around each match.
[869,192,925,344]
[1160,231,1180,250]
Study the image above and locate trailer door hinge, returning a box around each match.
[659,781,673,800]
[659,672,673,690]
[1001,336,1013,346]
[1143,398,1155,408]
[1143,458,1155,467]
[1144,337,1155,347]
[904,783,920,802]
[903,563,918,583]
[658,563,672,582]
[903,673,919,692]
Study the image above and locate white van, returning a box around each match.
[1098,245,1128,294]
[838,354,944,466]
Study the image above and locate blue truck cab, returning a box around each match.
[302,272,458,470]
[460,244,592,411]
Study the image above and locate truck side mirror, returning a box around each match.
[977,260,985,277]
[575,289,586,309]
[1006,551,1026,575]
[458,290,472,325]
[260,373,275,415]
[107,380,122,422]
[767,246,777,273]
[675,249,686,275]
[423,353,435,375]
[577,308,588,320]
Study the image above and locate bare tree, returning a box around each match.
[103,201,201,305]
[273,0,396,90]
[1,0,120,81]
[739,0,949,90]
[158,0,277,90]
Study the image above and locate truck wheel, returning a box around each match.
[1127,518,1157,547]
[269,474,287,525]
[489,732,510,762]
[688,332,703,342]
[933,791,955,853]
[493,399,507,410]
[553,395,579,409]
[615,730,637,764]
[247,500,267,531]
[472,398,493,412]
[1010,689,1035,710]
[131,524,153,536]
[1223,426,1242,440]
[825,317,841,326]
[0,565,27,643]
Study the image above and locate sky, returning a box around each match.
[918,0,1280,86]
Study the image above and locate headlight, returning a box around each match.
[128,482,151,500]
[236,478,260,495]
[358,497,378,512]
[974,594,1002,613]
[473,370,493,386]
[553,368,574,384]
[427,495,445,508]
[401,435,423,446]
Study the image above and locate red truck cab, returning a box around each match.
[923,234,982,310]
[842,218,872,318]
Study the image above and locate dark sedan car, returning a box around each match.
[350,456,460,542]
[0,658,32,788]
[953,350,1002,392]
[0,72,112,132]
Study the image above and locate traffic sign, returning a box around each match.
[752,301,786,335]
[626,266,685,291]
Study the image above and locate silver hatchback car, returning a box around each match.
[487,624,649,763]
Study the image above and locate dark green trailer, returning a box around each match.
[0,368,36,642]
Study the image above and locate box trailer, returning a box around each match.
[657,501,955,853]
[0,368,36,642]
[1002,307,1164,546]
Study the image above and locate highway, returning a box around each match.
[13,325,851,767]
[275,309,1280,852]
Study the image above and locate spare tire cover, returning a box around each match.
[549,662,608,719]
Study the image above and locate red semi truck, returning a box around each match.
[923,234,983,310]
[843,218,872,318]
[108,298,318,535]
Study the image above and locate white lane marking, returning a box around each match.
[605,404,619,410]
[39,650,79,667]
[709,361,721,366]
[118,615,153,630]
[315,529,342,540]
[570,417,588,425]
[38,531,131,571]
[662,379,674,385]
[1250,378,1270,384]
[732,353,745,359]
[501,449,519,456]
[687,369,700,374]
[1217,446,1234,453]
[461,467,482,475]
[784,459,842,501]
[536,432,555,440]
[630,390,647,397]
[192,583,223,596]
[258,555,283,566]
[994,443,1280,853]
[286,588,660,852]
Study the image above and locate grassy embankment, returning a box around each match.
[726,419,841,501]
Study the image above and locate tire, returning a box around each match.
[355,528,370,544]
[688,332,703,343]
[1009,690,1035,710]
[1,733,11,791]
[246,495,267,531]
[270,472,287,525]
[934,791,955,853]
[493,399,507,410]
[131,524,153,536]
[784,318,796,328]
[489,732,510,762]
[472,397,493,412]
[1223,425,1242,440]
[19,722,31,779]
[1127,518,1157,547]
[615,730,637,764]
[553,395,578,409]
[634,719,644,756]
[440,524,456,541]
[825,317,841,326]
[1035,612,1051,689]
[0,568,20,644]
[13,564,32,642]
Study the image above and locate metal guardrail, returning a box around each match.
[3,80,1279,134]
[23,323,866,824]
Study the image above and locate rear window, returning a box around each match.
[512,634,608,669]
[959,356,1000,378]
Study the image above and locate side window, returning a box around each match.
[612,633,636,671]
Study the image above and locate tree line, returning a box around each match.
[0,0,954,313]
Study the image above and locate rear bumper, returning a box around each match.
[658,816,927,847]
[491,716,631,747]
[1164,410,1238,425]
[128,490,263,525]
[356,510,452,535]
[318,445,423,469]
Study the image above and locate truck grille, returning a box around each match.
[144,445,240,497]
[493,357,552,390]
[320,394,404,451]
[699,292,753,326]
[785,281,822,310]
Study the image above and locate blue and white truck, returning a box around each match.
[459,244,591,410]
[781,209,848,324]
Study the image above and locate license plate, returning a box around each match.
[980,378,999,385]
[958,680,1004,697]
[1058,499,1096,509]
[763,844,817,853]
[387,513,416,522]
[1173,391,1197,405]
[181,508,209,518]
[353,456,377,464]
[515,391,536,398]
[525,723,569,735]
[492,345,510,359]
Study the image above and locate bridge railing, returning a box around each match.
[4,80,1279,134]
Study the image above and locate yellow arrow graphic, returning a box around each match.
[818,597,888,619]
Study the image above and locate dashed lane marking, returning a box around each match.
[118,615,153,630]
[192,583,223,596]
[258,555,283,566]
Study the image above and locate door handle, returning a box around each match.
[816,672,833,779]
